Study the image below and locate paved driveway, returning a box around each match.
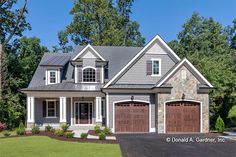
[117,133,236,157]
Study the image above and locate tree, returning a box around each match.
[57,30,73,53]
[228,105,236,126]
[4,37,48,128]
[168,13,236,128]
[58,0,144,47]
[0,0,30,99]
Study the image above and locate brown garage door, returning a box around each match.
[115,102,149,132]
[166,101,200,133]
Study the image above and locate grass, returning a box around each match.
[0,130,16,137]
[0,136,122,157]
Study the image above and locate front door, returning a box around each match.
[75,102,93,124]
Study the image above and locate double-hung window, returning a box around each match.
[151,59,161,76]
[47,100,56,117]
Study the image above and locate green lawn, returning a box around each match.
[0,136,122,157]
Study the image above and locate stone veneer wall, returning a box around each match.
[157,66,209,133]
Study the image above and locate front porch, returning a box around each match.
[26,93,106,128]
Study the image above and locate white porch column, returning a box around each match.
[27,96,35,128]
[70,97,73,126]
[60,97,67,123]
[95,96,102,124]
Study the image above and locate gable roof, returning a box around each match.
[72,44,106,61]
[103,34,181,88]
[155,58,213,88]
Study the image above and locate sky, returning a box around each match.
[20,0,236,50]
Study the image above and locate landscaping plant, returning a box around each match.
[99,132,106,140]
[65,132,74,138]
[61,124,69,132]
[31,126,40,134]
[0,122,7,132]
[80,133,88,139]
[94,125,101,134]
[50,128,56,134]
[16,122,25,135]
[45,125,53,132]
[54,129,64,136]
[103,127,111,135]
[215,116,225,133]
[3,131,11,137]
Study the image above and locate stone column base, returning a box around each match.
[27,122,35,128]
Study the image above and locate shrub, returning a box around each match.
[16,128,25,135]
[16,122,25,135]
[65,132,74,138]
[103,127,111,135]
[54,129,64,136]
[80,133,88,139]
[94,125,101,134]
[50,128,56,134]
[215,116,225,133]
[61,124,69,132]
[19,122,25,129]
[3,131,11,137]
[0,122,7,132]
[99,132,106,140]
[31,126,40,134]
[45,125,53,132]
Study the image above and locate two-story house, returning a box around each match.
[21,35,213,133]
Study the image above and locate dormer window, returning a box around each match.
[46,69,60,85]
[83,67,96,82]
[49,71,56,84]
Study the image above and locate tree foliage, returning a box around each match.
[168,12,236,128]
[57,0,144,49]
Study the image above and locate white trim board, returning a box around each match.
[156,58,213,88]
[72,44,105,61]
[111,99,155,133]
[103,35,180,88]
[163,99,203,133]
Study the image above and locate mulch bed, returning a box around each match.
[88,130,115,137]
[0,131,118,144]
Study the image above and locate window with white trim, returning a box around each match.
[49,71,56,83]
[47,100,56,117]
[83,68,96,82]
[46,69,59,85]
[152,59,161,76]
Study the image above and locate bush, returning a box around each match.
[45,125,53,132]
[54,129,64,136]
[19,122,25,129]
[16,122,25,135]
[50,128,56,134]
[99,132,106,140]
[16,128,25,135]
[61,124,69,132]
[94,125,101,134]
[80,133,88,139]
[65,132,74,138]
[103,127,111,135]
[0,122,7,132]
[3,131,11,137]
[31,126,40,134]
[215,116,225,133]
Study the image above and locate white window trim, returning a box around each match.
[151,58,161,77]
[82,66,97,83]
[46,99,57,118]
[46,69,60,85]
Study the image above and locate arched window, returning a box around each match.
[83,68,96,82]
